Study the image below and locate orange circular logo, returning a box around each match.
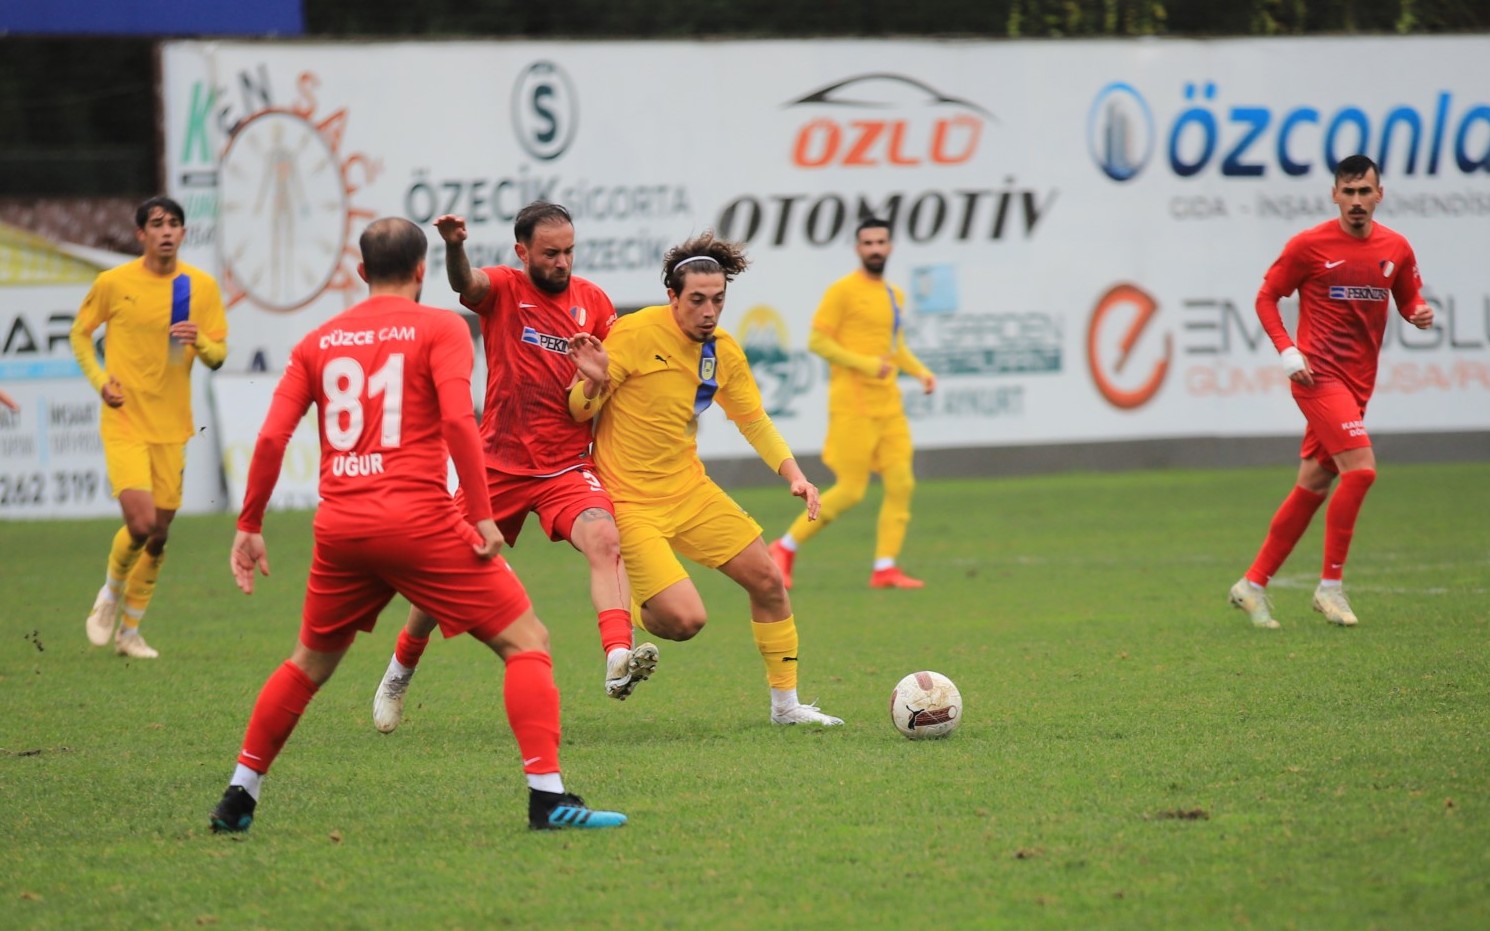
[1087,283,1171,410]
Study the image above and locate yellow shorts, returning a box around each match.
[615,479,763,604]
[103,430,186,510]
[822,411,913,477]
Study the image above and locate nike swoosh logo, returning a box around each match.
[523,756,543,766]
[1324,260,1345,269]
[519,303,538,309]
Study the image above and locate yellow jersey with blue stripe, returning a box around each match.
[70,258,228,443]
[593,304,767,504]
[810,270,930,418]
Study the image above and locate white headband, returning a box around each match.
[673,255,716,273]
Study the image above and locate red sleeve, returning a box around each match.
[1391,243,1425,319]
[592,290,618,340]
[461,267,501,316]
[1255,237,1308,353]
[430,316,491,524]
[238,344,315,533]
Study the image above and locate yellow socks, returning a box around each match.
[106,526,145,597]
[751,616,799,690]
[121,547,165,631]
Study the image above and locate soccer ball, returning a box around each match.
[889,671,962,739]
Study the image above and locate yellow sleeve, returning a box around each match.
[736,415,792,474]
[808,327,883,377]
[716,335,768,424]
[890,329,930,380]
[70,278,110,392]
[192,273,229,369]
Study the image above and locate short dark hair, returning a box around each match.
[662,232,750,293]
[855,216,891,238]
[359,217,427,284]
[135,196,185,228]
[514,201,573,244]
[1334,154,1380,184]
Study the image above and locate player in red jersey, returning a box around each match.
[209,218,626,834]
[371,202,656,733]
[1229,155,1434,630]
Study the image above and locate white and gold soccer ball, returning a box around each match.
[889,671,962,739]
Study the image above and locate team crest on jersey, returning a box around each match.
[1380,260,1395,278]
[699,356,717,381]
[569,305,587,326]
[520,326,571,353]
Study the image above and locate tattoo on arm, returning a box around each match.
[447,244,487,304]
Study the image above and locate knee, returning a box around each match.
[123,515,155,541]
[489,612,551,657]
[882,467,915,498]
[584,523,623,565]
[744,569,790,615]
[646,607,707,642]
[830,479,869,508]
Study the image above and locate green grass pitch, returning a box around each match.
[2,462,1487,929]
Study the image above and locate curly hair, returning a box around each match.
[661,231,750,293]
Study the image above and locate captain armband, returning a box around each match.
[568,379,609,422]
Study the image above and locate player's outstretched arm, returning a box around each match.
[230,530,270,594]
[433,215,490,306]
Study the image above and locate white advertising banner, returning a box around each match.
[213,373,322,512]
[161,37,1490,467]
[0,287,227,519]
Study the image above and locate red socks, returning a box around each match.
[597,608,633,656]
[1322,469,1376,581]
[237,661,319,774]
[1246,485,1327,586]
[394,629,430,669]
[503,650,561,775]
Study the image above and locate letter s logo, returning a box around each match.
[1087,283,1171,410]
[512,61,577,161]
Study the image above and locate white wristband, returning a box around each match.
[1279,346,1307,376]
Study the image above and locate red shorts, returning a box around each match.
[456,464,614,547]
[1293,381,1370,470]
[300,523,531,652]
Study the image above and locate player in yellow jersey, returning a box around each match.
[768,217,936,590]
[71,197,228,658]
[567,232,843,726]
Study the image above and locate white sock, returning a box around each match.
[779,534,798,553]
[99,581,120,601]
[1318,579,1343,590]
[230,764,263,801]
[386,655,413,677]
[526,772,564,794]
[873,557,895,572]
[770,687,799,712]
